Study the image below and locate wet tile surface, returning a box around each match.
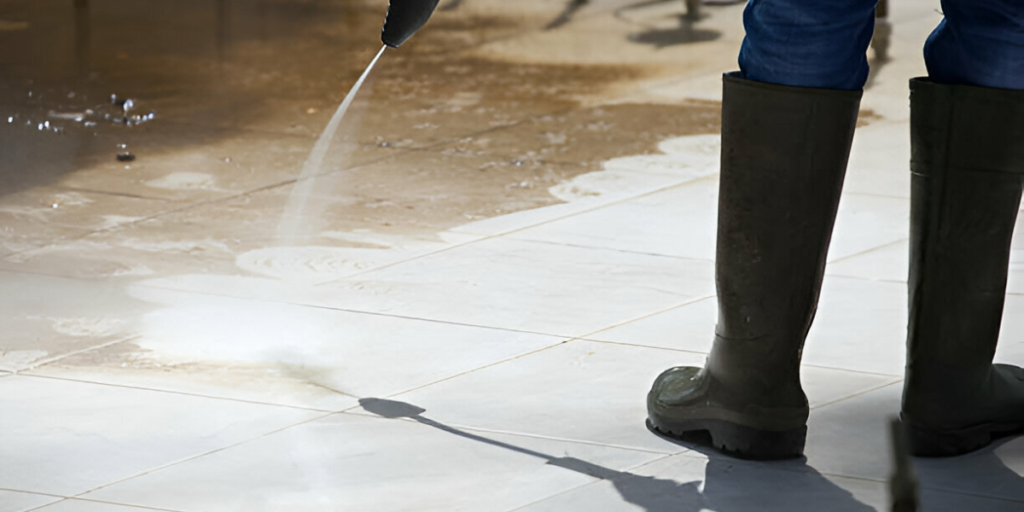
[29,285,566,411]
[83,413,664,512]
[0,375,322,496]
[0,271,143,372]
[375,341,899,452]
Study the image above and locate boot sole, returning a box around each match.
[905,420,1024,457]
[647,416,806,461]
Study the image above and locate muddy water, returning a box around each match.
[0,0,720,229]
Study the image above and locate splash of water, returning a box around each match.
[276,45,388,244]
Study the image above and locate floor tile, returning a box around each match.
[805,383,1024,504]
[30,285,565,411]
[0,490,61,512]
[826,238,908,283]
[0,271,144,372]
[0,375,322,496]
[308,237,716,337]
[585,296,718,351]
[83,412,664,512]
[135,237,715,338]
[829,195,1024,290]
[590,277,911,377]
[844,121,911,200]
[508,182,907,265]
[509,178,719,261]
[378,340,898,453]
[449,134,722,237]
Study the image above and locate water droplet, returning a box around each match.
[379,141,391,147]
[6,117,12,123]
[223,157,233,163]
[511,160,525,167]
[118,143,127,149]
[51,203,59,209]
[123,98,135,112]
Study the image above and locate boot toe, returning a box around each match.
[648,366,707,407]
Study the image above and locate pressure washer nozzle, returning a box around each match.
[381,0,441,48]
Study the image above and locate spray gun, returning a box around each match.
[381,0,442,48]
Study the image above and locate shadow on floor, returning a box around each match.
[628,15,721,48]
[359,398,876,512]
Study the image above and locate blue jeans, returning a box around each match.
[739,0,1024,90]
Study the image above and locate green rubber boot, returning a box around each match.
[647,73,862,460]
[901,78,1024,457]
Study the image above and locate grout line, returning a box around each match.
[73,411,336,499]
[51,497,190,512]
[317,174,721,286]
[17,373,336,414]
[504,480,606,512]
[24,499,67,512]
[351,339,575,406]
[578,295,716,340]
[0,487,66,499]
[809,379,904,411]
[809,381,904,412]
[11,336,142,375]
[131,280,577,339]
[502,237,716,263]
[827,237,908,266]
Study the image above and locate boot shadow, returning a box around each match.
[360,398,876,512]
[915,438,1024,506]
[628,15,721,48]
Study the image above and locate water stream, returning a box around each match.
[276,45,388,244]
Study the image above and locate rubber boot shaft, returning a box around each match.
[382,0,440,48]
[708,73,861,409]
[903,78,1024,456]
[647,73,862,460]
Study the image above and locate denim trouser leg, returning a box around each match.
[925,0,1024,90]
[738,0,878,90]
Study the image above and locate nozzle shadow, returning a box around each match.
[358,398,876,512]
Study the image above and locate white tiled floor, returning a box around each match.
[82,413,665,512]
[0,376,324,496]
[2,0,1022,510]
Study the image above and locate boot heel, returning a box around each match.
[647,418,806,460]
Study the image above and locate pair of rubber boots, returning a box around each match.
[647,73,1024,460]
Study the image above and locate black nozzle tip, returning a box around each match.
[381,0,441,48]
